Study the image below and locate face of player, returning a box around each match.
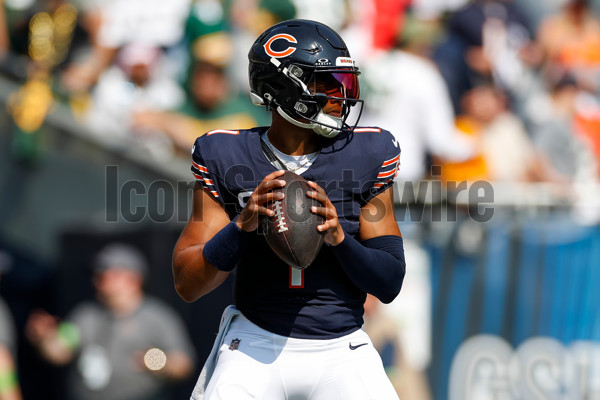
[310,71,360,118]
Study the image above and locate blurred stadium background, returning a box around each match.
[1,0,600,399]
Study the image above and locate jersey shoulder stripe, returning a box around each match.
[192,161,208,173]
[191,171,216,187]
[382,154,400,167]
[377,169,397,179]
[191,159,220,198]
[190,127,265,202]
[206,129,240,136]
[354,127,382,133]
[348,126,400,201]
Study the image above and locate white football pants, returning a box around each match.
[202,311,399,400]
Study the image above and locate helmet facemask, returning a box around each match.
[259,58,364,138]
[304,69,363,137]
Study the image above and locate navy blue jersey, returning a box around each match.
[191,126,400,339]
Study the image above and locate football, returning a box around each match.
[261,171,325,269]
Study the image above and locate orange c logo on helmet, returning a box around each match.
[264,34,297,58]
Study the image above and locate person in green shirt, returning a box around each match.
[132,31,270,156]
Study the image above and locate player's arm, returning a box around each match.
[358,185,402,239]
[172,184,233,302]
[173,171,286,302]
[308,183,405,303]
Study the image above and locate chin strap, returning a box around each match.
[313,113,342,138]
[277,106,342,138]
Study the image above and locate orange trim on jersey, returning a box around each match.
[206,129,240,136]
[193,173,216,188]
[202,186,219,198]
[354,127,381,133]
[377,169,396,178]
[192,161,208,173]
[382,154,400,167]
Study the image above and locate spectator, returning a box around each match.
[433,0,538,112]
[0,251,22,400]
[83,42,185,159]
[131,32,270,155]
[26,243,195,400]
[537,0,600,92]
[60,0,191,94]
[524,73,597,184]
[360,21,475,182]
[437,83,551,184]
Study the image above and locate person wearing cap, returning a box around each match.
[131,31,270,155]
[26,243,195,400]
[0,252,22,400]
[83,41,186,158]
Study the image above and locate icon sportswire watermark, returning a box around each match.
[104,165,494,224]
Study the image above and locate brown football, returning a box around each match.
[260,171,325,269]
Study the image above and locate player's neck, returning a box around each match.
[268,114,320,156]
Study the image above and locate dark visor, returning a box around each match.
[311,71,360,100]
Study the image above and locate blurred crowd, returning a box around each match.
[2,0,600,399]
[1,0,599,189]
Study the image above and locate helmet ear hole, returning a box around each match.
[289,65,304,78]
[294,102,308,114]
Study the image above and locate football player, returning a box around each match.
[173,19,405,400]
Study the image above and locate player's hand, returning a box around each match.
[236,170,287,232]
[307,181,345,246]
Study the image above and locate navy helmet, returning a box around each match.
[248,19,363,137]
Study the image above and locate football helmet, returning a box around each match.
[248,19,363,138]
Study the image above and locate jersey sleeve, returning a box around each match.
[366,130,401,202]
[190,136,223,202]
